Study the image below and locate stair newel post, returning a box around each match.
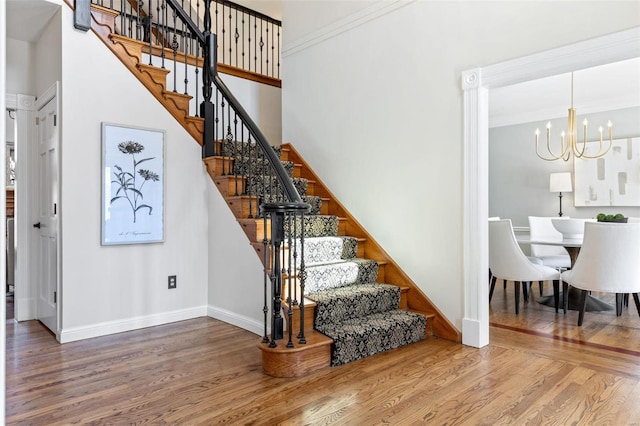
[260,210,270,344]
[200,2,217,159]
[269,209,285,346]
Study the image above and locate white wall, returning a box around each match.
[6,38,35,95]
[206,183,265,334]
[34,8,61,98]
[57,6,211,340]
[281,1,640,331]
[490,106,640,226]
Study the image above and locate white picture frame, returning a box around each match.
[574,136,640,207]
[101,122,164,245]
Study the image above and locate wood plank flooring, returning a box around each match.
[6,284,640,425]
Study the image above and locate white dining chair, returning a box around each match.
[528,216,572,295]
[561,222,640,326]
[489,219,562,314]
[528,216,571,269]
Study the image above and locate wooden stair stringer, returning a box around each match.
[87,5,203,144]
[283,143,461,343]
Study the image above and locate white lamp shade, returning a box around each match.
[550,172,573,193]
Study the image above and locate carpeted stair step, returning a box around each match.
[284,215,340,238]
[308,283,401,325]
[304,258,379,293]
[302,236,359,264]
[316,309,427,366]
[246,175,309,197]
[220,140,282,159]
[233,156,295,178]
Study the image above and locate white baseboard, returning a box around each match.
[462,318,489,348]
[59,306,208,343]
[207,305,263,336]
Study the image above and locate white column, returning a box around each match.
[461,68,489,348]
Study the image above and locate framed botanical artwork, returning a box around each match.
[574,136,640,207]
[101,123,164,245]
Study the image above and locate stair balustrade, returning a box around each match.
[87,0,308,347]
[90,0,281,82]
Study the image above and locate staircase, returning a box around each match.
[83,0,460,378]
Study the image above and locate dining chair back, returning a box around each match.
[489,219,561,314]
[561,222,640,325]
[528,216,571,270]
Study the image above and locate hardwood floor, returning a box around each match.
[6,286,640,425]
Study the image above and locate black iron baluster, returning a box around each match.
[276,24,280,79]
[221,3,226,66]
[291,220,299,306]
[194,34,200,117]
[253,15,257,73]
[135,0,142,40]
[146,0,153,63]
[265,24,269,78]
[259,20,263,75]
[241,13,245,71]
[119,0,125,38]
[160,0,166,68]
[171,9,178,92]
[183,28,188,96]
[247,14,251,73]
[285,213,294,348]
[228,8,232,67]
[247,134,255,218]
[298,211,306,344]
[234,9,239,68]
[126,0,133,38]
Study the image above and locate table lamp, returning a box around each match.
[549,172,573,217]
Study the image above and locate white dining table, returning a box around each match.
[516,235,614,312]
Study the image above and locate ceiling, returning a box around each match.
[6,1,639,128]
[489,57,640,128]
[6,0,60,43]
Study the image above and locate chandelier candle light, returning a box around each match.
[535,72,613,162]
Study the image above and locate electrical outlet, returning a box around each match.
[168,275,177,289]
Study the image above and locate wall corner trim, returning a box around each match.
[282,0,416,57]
[207,305,263,336]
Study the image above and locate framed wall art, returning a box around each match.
[574,136,640,207]
[101,123,164,245]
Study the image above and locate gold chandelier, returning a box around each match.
[535,72,613,162]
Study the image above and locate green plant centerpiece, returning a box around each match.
[596,213,628,223]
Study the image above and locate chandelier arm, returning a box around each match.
[545,132,569,160]
[536,138,567,161]
[581,138,613,159]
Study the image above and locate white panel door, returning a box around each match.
[35,95,59,335]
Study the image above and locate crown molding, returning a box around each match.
[282,0,416,57]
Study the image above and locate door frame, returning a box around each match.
[7,93,37,322]
[34,82,61,339]
[461,27,640,348]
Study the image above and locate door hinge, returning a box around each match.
[54,115,57,126]
[54,291,57,304]
[36,117,40,125]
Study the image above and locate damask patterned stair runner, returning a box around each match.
[224,140,427,365]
